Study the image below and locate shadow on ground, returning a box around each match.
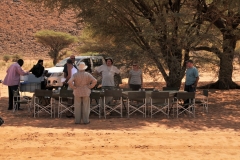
[0,89,240,131]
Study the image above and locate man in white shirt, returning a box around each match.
[96,57,120,90]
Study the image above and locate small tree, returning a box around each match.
[12,54,22,62]
[35,30,77,65]
[3,55,10,62]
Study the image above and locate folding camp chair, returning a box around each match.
[175,92,195,118]
[13,89,31,112]
[141,88,154,91]
[162,87,179,91]
[103,90,123,118]
[90,92,101,118]
[127,91,146,118]
[150,92,170,118]
[121,88,132,110]
[58,90,74,118]
[196,89,209,113]
[33,89,53,118]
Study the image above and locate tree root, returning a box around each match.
[198,80,240,89]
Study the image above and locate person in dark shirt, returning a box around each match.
[30,59,44,78]
[63,55,77,81]
[30,59,45,89]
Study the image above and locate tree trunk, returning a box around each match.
[217,32,237,89]
[49,49,59,66]
[165,48,186,88]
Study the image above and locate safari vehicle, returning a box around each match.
[45,56,122,88]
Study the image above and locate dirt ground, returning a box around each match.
[0,71,240,159]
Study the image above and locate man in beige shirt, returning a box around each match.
[68,62,97,124]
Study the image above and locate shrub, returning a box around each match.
[3,55,10,62]
[0,61,6,68]
[12,54,22,62]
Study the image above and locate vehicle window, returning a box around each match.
[81,58,92,73]
[56,58,81,67]
[55,59,68,67]
[75,58,82,65]
[92,57,103,67]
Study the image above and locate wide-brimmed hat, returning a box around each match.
[78,62,88,70]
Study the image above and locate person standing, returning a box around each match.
[29,59,45,89]
[96,57,120,90]
[68,62,97,124]
[128,63,143,90]
[184,60,199,92]
[3,59,29,110]
[63,55,77,85]
[65,59,78,84]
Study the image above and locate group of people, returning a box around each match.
[64,56,122,124]
[1,55,199,125]
[2,59,45,110]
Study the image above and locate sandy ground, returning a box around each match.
[0,71,240,159]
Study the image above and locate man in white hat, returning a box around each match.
[68,62,97,124]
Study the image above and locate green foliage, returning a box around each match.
[12,54,22,62]
[3,55,10,62]
[35,30,77,65]
[29,0,240,88]
[58,50,73,60]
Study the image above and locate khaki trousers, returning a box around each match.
[74,96,90,124]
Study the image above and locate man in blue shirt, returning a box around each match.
[181,60,199,111]
[185,60,199,92]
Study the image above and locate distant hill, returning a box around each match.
[0,0,81,58]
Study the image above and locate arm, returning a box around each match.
[29,65,34,72]
[193,68,199,87]
[88,74,97,89]
[16,66,28,76]
[63,64,68,78]
[65,64,72,82]
[67,76,76,90]
[93,70,99,77]
[193,77,199,87]
[94,65,102,76]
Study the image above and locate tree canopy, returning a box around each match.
[35,30,77,65]
[30,0,240,89]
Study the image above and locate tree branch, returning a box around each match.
[192,46,222,58]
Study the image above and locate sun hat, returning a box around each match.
[78,62,88,70]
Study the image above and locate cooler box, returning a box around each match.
[20,82,41,92]
[20,73,42,83]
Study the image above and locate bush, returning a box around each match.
[0,61,6,68]
[3,55,10,62]
[12,54,22,62]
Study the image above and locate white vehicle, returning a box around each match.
[45,56,122,88]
